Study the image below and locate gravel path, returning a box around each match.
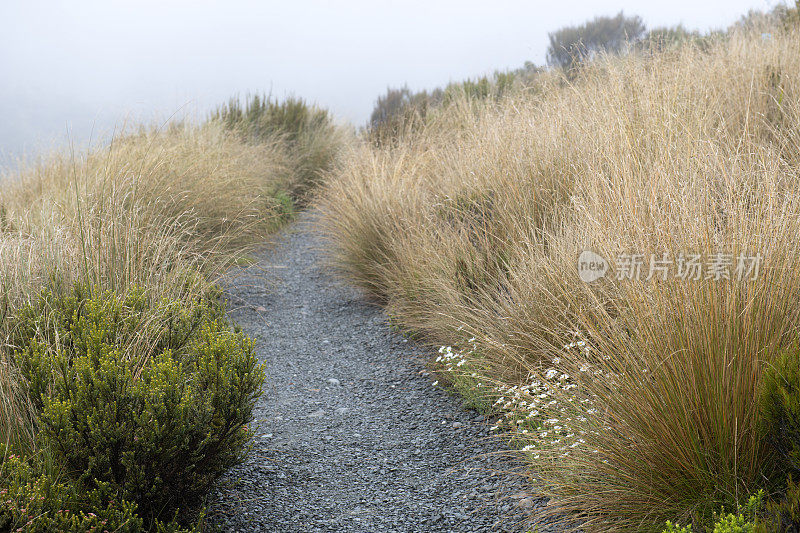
[205,216,541,532]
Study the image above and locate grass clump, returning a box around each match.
[0,120,291,447]
[0,98,336,528]
[319,24,800,532]
[211,94,343,202]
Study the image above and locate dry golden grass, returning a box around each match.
[319,28,800,531]
[0,121,300,448]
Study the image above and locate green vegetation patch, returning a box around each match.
[2,284,265,531]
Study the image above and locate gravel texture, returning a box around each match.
[205,216,544,532]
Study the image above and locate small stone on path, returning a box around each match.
[517,498,535,510]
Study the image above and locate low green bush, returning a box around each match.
[5,284,265,530]
[212,94,329,144]
[662,491,764,533]
[754,343,800,532]
[760,476,800,532]
[367,73,520,145]
[661,482,800,532]
[762,344,800,479]
[0,447,143,532]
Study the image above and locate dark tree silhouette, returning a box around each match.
[546,12,646,69]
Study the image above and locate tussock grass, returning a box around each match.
[319,28,800,531]
[212,94,346,201]
[0,120,310,449]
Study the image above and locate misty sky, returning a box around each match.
[0,0,781,167]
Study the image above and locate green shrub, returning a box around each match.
[9,284,265,530]
[662,491,764,533]
[761,476,800,531]
[546,11,646,70]
[0,446,143,533]
[367,74,519,145]
[212,94,329,144]
[759,344,800,529]
[761,344,800,479]
[663,521,693,532]
[367,86,436,145]
[662,480,800,533]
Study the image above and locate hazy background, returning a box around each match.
[0,0,780,169]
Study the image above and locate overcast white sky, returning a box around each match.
[0,0,781,166]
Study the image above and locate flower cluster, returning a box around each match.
[433,340,497,404]
[433,331,609,461]
[436,342,473,371]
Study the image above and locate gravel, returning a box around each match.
[205,215,549,532]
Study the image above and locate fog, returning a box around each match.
[0,0,779,169]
